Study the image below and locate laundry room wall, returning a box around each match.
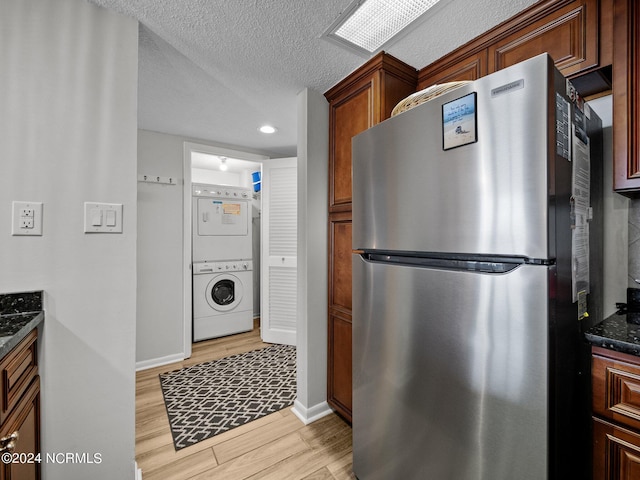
[137,129,271,367]
[137,130,185,367]
[192,168,241,185]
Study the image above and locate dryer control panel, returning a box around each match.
[192,184,251,200]
[193,260,253,274]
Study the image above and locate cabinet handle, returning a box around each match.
[0,431,18,447]
[0,441,15,454]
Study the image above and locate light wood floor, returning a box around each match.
[136,323,355,480]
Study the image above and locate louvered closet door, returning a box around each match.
[261,157,297,345]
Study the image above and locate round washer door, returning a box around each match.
[205,273,244,312]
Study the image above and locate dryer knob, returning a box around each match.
[242,263,248,270]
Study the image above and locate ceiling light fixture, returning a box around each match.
[259,125,277,134]
[323,0,442,56]
[219,157,228,171]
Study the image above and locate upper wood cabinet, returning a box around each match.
[325,53,417,213]
[487,0,598,75]
[418,52,487,90]
[613,0,640,195]
[419,0,607,90]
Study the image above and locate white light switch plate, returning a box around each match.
[84,202,123,233]
[12,201,43,236]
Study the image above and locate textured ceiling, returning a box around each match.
[89,0,538,157]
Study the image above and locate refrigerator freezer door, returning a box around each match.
[352,54,560,260]
[352,255,549,480]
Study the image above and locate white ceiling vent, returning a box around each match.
[323,0,443,56]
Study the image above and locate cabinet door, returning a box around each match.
[328,313,352,422]
[329,85,372,212]
[592,351,640,431]
[417,51,487,90]
[329,215,352,315]
[488,0,599,76]
[327,214,353,421]
[593,417,640,480]
[326,53,417,213]
[613,0,640,194]
[0,330,37,425]
[0,377,40,480]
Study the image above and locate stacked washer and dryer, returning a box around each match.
[192,184,254,341]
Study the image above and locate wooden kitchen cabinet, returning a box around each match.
[0,330,40,480]
[328,213,353,419]
[325,52,417,214]
[0,377,40,480]
[419,0,607,90]
[612,0,640,195]
[325,53,416,422]
[417,52,487,91]
[487,0,599,76]
[592,347,640,479]
[593,418,640,479]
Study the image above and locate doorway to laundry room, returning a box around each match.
[182,142,297,358]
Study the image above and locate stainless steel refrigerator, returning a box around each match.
[352,54,603,480]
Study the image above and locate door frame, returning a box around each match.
[182,142,267,358]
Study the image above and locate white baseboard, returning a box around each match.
[135,352,184,371]
[135,462,142,479]
[291,399,333,425]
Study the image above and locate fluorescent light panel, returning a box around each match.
[328,0,441,54]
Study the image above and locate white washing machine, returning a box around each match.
[193,260,253,341]
[192,184,252,262]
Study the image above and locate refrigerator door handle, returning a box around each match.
[360,251,528,274]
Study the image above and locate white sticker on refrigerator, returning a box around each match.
[571,124,591,303]
[556,93,571,160]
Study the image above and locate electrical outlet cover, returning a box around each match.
[11,201,43,236]
[84,202,123,233]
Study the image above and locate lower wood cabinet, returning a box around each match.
[0,377,40,480]
[0,330,40,480]
[327,313,352,421]
[592,346,640,479]
[328,213,353,422]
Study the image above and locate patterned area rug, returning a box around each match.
[159,344,296,450]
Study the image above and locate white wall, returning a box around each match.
[192,168,241,186]
[0,1,138,479]
[137,130,185,366]
[137,130,270,367]
[293,88,332,423]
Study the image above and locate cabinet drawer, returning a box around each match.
[593,417,640,480]
[592,348,640,431]
[0,375,40,480]
[0,330,38,425]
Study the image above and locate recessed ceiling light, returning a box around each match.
[259,125,277,134]
[323,0,442,55]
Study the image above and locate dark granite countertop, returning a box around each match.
[0,291,43,360]
[0,311,43,359]
[584,312,640,357]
